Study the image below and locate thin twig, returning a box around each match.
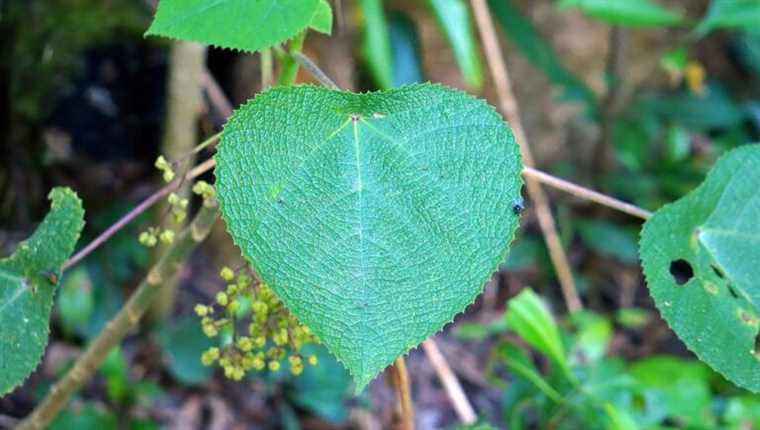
[62,142,219,271]
[201,70,234,118]
[277,31,307,86]
[18,200,220,430]
[421,340,477,424]
[261,48,274,90]
[470,0,582,313]
[390,357,415,430]
[292,52,340,89]
[523,167,652,220]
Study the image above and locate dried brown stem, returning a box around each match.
[523,167,651,220]
[422,340,477,424]
[470,0,583,313]
[390,357,415,430]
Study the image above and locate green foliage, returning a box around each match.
[215,84,523,390]
[629,356,713,423]
[429,0,484,89]
[145,0,332,53]
[388,12,424,87]
[286,345,353,422]
[640,145,760,393]
[96,347,163,410]
[56,266,95,336]
[490,290,760,428]
[156,316,215,385]
[488,0,598,116]
[576,219,639,264]
[648,83,745,131]
[0,188,85,395]
[505,289,569,375]
[696,0,760,36]
[50,403,118,430]
[360,0,394,89]
[557,0,685,27]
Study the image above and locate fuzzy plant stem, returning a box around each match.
[17,199,220,430]
[148,40,207,323]
[276,31,307,86]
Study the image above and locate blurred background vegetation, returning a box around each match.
[1,0,759,428]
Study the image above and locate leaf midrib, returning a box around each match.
[352,118,368,378]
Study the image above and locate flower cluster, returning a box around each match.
[154,155,176,183]
[139,156,214,248]
[196,266,319,380]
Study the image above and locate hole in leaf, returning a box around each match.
[669,259,694,285]
[728,284,739,299]
[712,265,725,279]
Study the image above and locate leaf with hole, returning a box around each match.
[640,145,760,392]
[0,188,85,395]
[215,84,523,390]
[145,0,332,53]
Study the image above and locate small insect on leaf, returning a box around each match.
[44,270,60,285]
[512,198,525,215]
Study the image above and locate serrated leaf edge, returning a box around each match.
[639,145,760,393]
[0,187,85,396]
[214,82,523,391]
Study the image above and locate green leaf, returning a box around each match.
[505,289,569,374]
[50,403,118,430]
[145,0,331,53]
[696,0,760,36]
[496,342,562,402]
[388,12,424,87]
[488,0,598,115]
[0,187,85,395]
[215,84,523,390]
[603,403,638,430]
[360,0,394,89]
[629,356,712,423]
[100,347,130,404]
[576,219,639,264]
[568,311,612,364]
[429,0,484,89]
[57,266,95,336]
[558,0,685,27]
[647,83,745,130]
[311,0,334,35]
[287,345,352,422]
[639,145,760,392]
[156,316,214,385]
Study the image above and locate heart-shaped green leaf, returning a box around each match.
[145,0,332,53]
[640,145,760,392]
[0,188,85,395]
[215,84,523,389]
